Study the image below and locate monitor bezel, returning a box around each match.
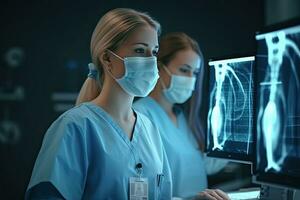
[205,55,255,164]
[252,17,300,190]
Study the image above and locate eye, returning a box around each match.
[179,66,199,77]
[134,48,145,54]
[179,68,190,73]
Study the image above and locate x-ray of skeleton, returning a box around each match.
[207,56,254,157]
[256,25,300,173]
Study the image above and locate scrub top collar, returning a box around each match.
[85,102,141,147]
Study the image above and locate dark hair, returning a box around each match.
[157,32,206,151]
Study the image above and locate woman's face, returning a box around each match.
[108,25,159,79]
[161,49,201,88]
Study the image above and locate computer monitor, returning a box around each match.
[206,55,255,163]
[253,18,300,194]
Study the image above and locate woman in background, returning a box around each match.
[133,32,229,199]
[76,32,229,200]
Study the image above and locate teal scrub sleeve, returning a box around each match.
[25,115,88,200]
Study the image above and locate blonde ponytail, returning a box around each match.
[76,63,101,105]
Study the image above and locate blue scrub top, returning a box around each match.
[26,102,172,200]
[134,97,207,198]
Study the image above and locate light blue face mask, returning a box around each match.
[161,65,196,104]
[107,50,159,97]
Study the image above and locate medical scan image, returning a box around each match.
[207,56,254,156]
[256,24,300,174]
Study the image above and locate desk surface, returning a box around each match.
[228,189,260,200]
[171,188,261,200]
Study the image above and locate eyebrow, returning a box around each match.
[182,64,193,69]
[182,64,200,71]
[132,42,159,49]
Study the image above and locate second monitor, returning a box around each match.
[206,56,255,163]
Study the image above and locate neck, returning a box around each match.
[150,80,175,117]
[93,80,134,121]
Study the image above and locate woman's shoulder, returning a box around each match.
[133,97,153,109]
[60,102,101,121]
[134,109,153,126]
[48,103,100,132]
[134,97,162,118]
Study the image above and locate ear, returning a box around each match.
[99,51,112,71]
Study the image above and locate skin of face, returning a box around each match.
[160,48,201,89]
[105,25,159,79]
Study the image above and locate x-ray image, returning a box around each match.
[256,24,300,174]
[207,56,254,157]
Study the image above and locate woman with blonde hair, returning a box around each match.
[26,8,172,199]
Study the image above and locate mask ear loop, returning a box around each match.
[104,49,125,80]
[159,63,172,90]
[106,49,124,61]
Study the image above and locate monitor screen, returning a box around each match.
[254,18,300,189]
[206,56,255,163]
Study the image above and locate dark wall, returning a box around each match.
[0,0,264,199]
[265,0,300,25]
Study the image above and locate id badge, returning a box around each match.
[129,177,148,200]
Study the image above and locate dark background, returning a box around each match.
[0,0,299,199]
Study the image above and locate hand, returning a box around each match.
[195,189,230,200]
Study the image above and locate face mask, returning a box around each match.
[161,65,196,104]
[107,50,159,97]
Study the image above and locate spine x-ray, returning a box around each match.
[207,57,254,155]
[256,25,300,173]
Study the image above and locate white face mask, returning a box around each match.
[107,50,159,97]
[161,65,196,104]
